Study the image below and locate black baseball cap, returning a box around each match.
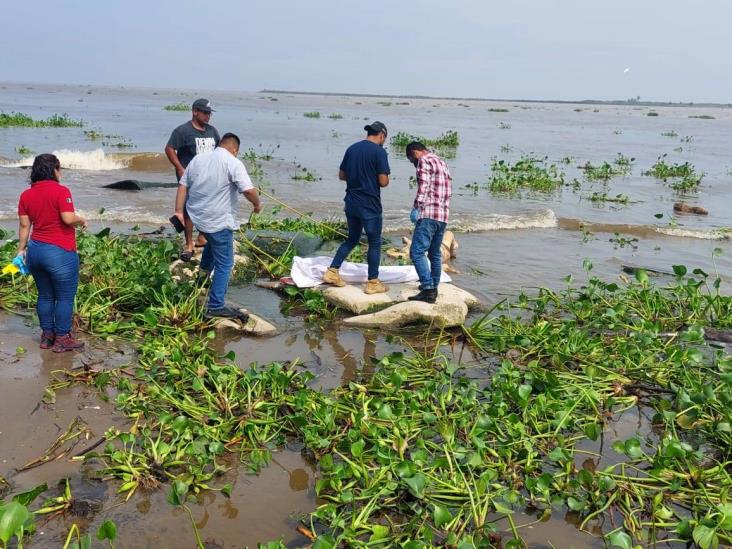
[192,98,215,113]
[364,121,387,136]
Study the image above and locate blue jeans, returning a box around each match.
[26,240,80,335]
[409,218,447,290]
[199,229,234,310]
[330,211,382,280]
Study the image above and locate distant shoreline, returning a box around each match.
[0,80,728,109]
[261,89,732,109]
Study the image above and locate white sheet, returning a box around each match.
[290,256,452,288]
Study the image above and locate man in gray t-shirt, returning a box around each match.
[165,98,221,261]
[174,133,261,319]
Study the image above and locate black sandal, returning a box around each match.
[180,250,194,262]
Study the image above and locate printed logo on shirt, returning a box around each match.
[195,137,216,155]
[66,197,73,203]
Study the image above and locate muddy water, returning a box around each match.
[1,81,727,547]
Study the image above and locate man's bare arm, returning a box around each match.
[338,170,347,181]
[243,188,262,214]
[378,174,390,188]
[165,145,185,179]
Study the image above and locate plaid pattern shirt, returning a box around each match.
[413,152,452,223]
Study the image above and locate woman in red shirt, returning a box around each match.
[17,154,87,352]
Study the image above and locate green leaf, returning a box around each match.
[167,480,189,506]
[493,500,514,514]
[634,269,649,284]
[672,264,687,277]
[12,483,48,506]
[369,524,389,541]
[607,529,633,549]
[350,439,365,458]
[377,403,393,420]
[517,384,532,401]
[313,535,336,549]
[583,422,601,441]
[395,461,416,479]
[693,524,718,549]
[221,483,233,498]
[718,503,732,530]
[96,520,117,541]
[624,438,644,459]
[404,473,427,499]
[566,496,586,511]
[0,501,32,544]
[433,504,453,528]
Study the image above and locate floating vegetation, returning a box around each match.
[644,154,704,192]
[689,114,716,119]
[581,153,636,182]
[488,108,509,112]
[84,129,135,148]
[646,111,659,117]
[500,144,513,153]
[162,103,190,111]
[303,111,321,118]
[390,130,460,151]
[0,112,83,128]
[488,155,565,194]
[3,224,732,547]
[376,101,392,107]
[587,192,631,204]
[291,165,319,182]
[14,145,33,156]
[612,129,623,135]
[327,113,343,119]
[609,232,639,248]
[681,135,694,143]
[661,130,678,137]
[497,122,511,130]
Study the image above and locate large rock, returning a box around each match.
[342,283,480,328]
[213,312,277,336]
[322,285,397,314]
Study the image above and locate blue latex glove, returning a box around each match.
[13,254,29,275]
[410,208,419,224]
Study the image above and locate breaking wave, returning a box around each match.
[384,209,558,233]
[0,149,170,172]
[0,207,168,226]
[559,218,730,240]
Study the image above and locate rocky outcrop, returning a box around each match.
[674,202,709,215]
[342,283,481,328]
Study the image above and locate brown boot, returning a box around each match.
[52,333,85,353]
[364,278,388,294]
[322,267,346,287]
[40,330,55,349]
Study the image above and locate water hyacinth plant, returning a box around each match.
[0,112,83,128]
[488,155,565,194]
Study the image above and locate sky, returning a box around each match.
[0,0,729,103]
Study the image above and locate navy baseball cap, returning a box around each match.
[364,121,387,135]
[192,98,215,113]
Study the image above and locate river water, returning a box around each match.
[0,82,731,547]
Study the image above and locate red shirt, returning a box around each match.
[18,180,77,251]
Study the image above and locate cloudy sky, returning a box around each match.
[1,0,727,102]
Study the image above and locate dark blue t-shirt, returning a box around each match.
[339,140,390,216]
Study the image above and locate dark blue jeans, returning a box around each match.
[199,228,234,310]
[409,218,447,290]
[26,240,80,335]
[330,211,382,280]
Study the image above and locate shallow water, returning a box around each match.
[0,82,727,547]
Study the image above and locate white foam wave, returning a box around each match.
[0,207,167,225]
[1,149,127,171]
[384,209,558,233]
[656,227,730,240]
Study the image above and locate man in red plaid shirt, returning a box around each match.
[405,141,452,303]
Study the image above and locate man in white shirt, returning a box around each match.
[174,133,261,319]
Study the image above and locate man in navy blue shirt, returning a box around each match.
[323,121,391,294]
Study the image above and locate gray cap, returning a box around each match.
[364,121,387,135]
[192,98,215,113]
